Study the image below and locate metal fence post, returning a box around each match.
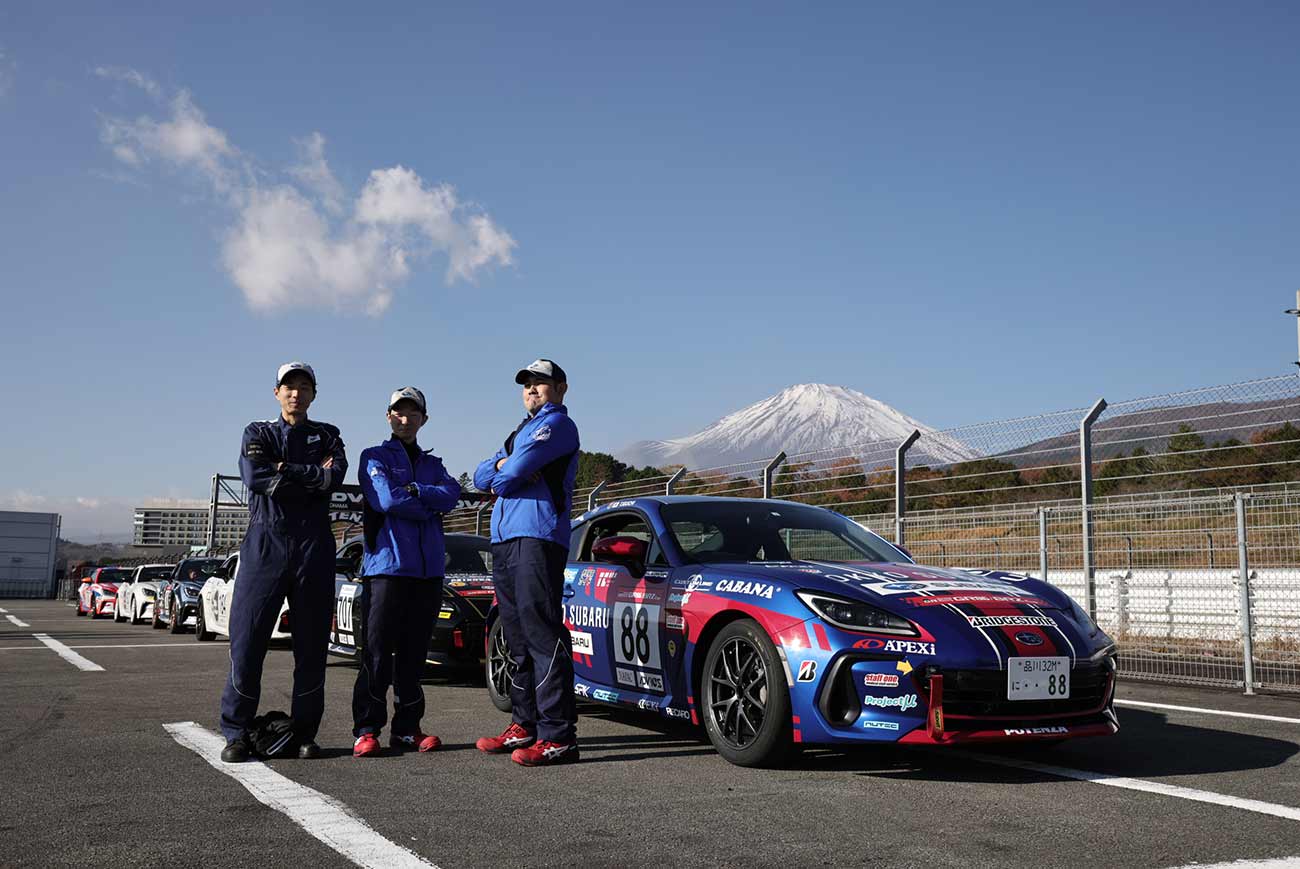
[1080,398,1107,620]
[1038,507,1049,583]
[762,452,787,499]
[588,480,607,512]
[1235,493,1256,695]
[895,430,921,547]
[206,474,220,549]
[474,501,490,537]
[665,467,686,495]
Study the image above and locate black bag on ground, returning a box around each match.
[250,711,299,758]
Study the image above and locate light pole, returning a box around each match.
[1285,290,1300,368]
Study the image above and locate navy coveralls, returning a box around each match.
[220,417,347,742]
[473,403,580,743]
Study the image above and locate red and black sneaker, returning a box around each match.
[353,734,381,758]
[511,740,580,767]
[390,732,441,753]
[475,723,535,754]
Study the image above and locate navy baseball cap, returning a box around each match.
[515,358,567,385]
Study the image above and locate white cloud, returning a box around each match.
[95,76,515,315]
[75,497,101,509]
[93,65,162,100]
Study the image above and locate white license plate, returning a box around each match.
[1007,657,1070,700]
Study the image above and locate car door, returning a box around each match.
[566,510,671,706]
[213,555,238,635]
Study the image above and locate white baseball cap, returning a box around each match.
[388,386,427,415]
[276,361,316,387]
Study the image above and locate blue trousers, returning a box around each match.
[492,537,576,743]
[352,576,443,737]
[220,521,335,742]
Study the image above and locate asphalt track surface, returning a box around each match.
[4,600,1300,869]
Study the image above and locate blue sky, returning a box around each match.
[2,2,1298,540]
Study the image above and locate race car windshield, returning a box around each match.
[661,501,909,565]
[139,568,172,581]
[445,539,492,574]
[98,569,133,583]
[180,560,223,579]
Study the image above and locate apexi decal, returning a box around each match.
[592,689,619,702]
[665,707,690,720]
[852,638,936,656]
[573,682,591,698]
[863,694,919,711]
[863,673,900,688]
[863,720,901,731]
[966,615,1058,629]
[666,613,686,631]
[570,630,594,655]
[901,594,1051,608]
[797,660,817,682]
[1004,726,1069,735]
[566,605,610,629]
[714,579,779,599]
[637,699,660,711]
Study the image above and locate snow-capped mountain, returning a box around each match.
[618,384,978,470]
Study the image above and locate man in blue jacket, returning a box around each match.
[221,362,347,763]
[473,359,581,766]
[353,386,462,757]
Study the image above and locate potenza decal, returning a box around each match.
[566,605,609,629]
[714,579,779,599]
[852,638,936,656]
[863,673,900,688]
[569,630,594,655]
[966,615,1058,629]
[1004,726,1069,735]
[797,660,817,682]
[863,694,919,711]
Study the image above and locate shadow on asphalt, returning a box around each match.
[794,709,1299,781]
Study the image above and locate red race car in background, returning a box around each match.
[76,567,134,619]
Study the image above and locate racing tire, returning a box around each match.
[152,604,165,630]
[114,601,126,623]
[90,597,102,620]
[130,603,142,626]
[485,619,515,714]
[75,602,85,617]
[169,597,185,634]
[699,618,792,768]
[196,602,215,642]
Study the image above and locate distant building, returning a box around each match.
[0,510,61,597]
[133,506,248,548]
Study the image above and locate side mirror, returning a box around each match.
[212,567,228,580]
[81,577,93,584]
[591,536,648,579]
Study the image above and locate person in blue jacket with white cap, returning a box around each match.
[473,359,581,766]
[352,386,461,757]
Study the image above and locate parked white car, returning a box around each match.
[197,552,290,642]
[115,564,175,625]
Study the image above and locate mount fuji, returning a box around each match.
[618,384,978,471]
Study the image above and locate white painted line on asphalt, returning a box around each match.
[1167,857,1300,868]
[6,614,30,627]
[0,642,222,652]
[32,633,105,672]
[1118,699,1300,726]
[164,722,437,869]
[963,751,1300,823]
[0,607,8,612]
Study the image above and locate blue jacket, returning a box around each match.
[240,418,348,531]
[473,403,580,548]
[358,437,461,578]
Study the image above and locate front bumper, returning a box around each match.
[95,598,117,615]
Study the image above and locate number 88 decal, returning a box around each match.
[613,602,660,669]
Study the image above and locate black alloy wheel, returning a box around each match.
[169,596,185,634]
[485,620,515,714]
[700,618,791,768]
[196,601,215,641]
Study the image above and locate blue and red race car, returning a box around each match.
[485,496,1118,767]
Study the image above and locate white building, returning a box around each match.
[133,506,249,548]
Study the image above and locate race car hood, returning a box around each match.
[704,561,1102,667]
[134,581,164,594]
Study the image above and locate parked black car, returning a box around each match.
[328,533,494,668]
[155,557,224,633]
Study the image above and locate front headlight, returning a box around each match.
[177,586,198,600]
[796,591,917,636]
[142,588,157,598]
